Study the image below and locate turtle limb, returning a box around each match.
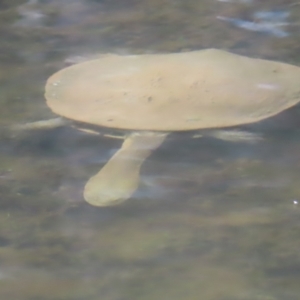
[193,129,263,143]
[9,115,127,139]
[10,117,70,131]
[83,132,167,206]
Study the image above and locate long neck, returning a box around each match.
[84,132,167,206]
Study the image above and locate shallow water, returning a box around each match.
[1,0,300,299]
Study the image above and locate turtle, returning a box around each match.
[36,49,300,206]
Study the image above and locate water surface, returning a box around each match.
[1,0,300,299]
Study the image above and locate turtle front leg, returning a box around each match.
[10,117,70,131]
[83,132,167,206]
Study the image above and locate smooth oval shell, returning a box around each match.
[45,49,300,131]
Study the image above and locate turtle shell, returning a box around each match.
[45,49,300,131]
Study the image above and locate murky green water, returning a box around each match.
[1,0,300,299]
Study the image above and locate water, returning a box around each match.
[1,0,300,299]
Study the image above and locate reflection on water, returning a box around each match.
[1,0,300,299]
